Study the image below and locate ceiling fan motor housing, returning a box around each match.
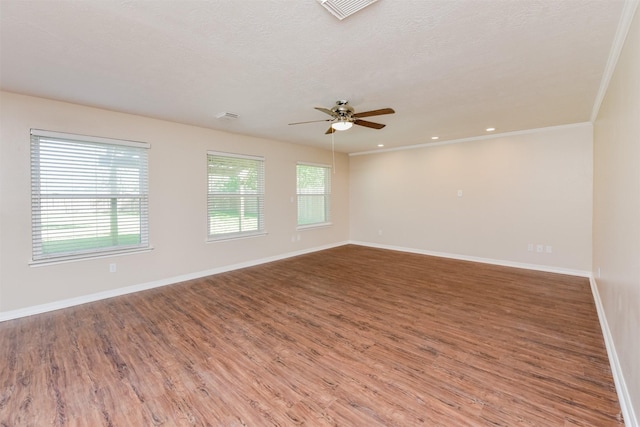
[332,100,355,118]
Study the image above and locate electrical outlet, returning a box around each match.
[457,190,463,197]
[536,244,543,253]
[109,263,117,273]
[545,245,552,253]
[527,243,534,252]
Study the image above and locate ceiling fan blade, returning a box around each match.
[315,107,337,117]
[325,126,336,135]
[288,119,332,125]
[352,108,395,118]
[354,119,386,129]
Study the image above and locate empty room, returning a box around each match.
[1,0,638,425]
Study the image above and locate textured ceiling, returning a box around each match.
[0,0,626,153]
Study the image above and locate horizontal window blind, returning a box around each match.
[297,163,331,226]
[207,152,265,240]
[30,130,149,262]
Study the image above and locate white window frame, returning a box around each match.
[207,151,266,241]
[30,129,150,264]
[296,162,332,229]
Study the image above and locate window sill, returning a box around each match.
[207,231,268,243]
[30,246,154,267]
[297,222,333,231]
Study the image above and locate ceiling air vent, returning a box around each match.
[215,112,239,121]
[317,0,379,20]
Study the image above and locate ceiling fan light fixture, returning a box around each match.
[332,120,353,131]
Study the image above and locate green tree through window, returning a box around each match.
[297,163,331,226]
[207,152,265,239]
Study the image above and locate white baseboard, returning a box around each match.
[0,240,592,321]
[351,240,634,424]
[2,241,633,425]
[589,276,637,427]
[0,241,349,322]
[349,240,591,277]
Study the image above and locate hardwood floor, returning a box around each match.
[0,245,623,426]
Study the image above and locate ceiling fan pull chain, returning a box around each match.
[332,128,336,174]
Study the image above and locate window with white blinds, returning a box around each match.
[207,152,265,240]
[30,129,150,262]
[297,163,331,227]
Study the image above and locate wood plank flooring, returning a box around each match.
[0,245,623,426]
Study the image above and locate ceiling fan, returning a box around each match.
[288,100,395,134]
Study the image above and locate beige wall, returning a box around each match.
[0,91,350,312]
[349,124,593,272]
[0,19,636,415]
[593,5,640,420]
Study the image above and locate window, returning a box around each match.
[297,163,331,227]
[30,129,150,262]
[207,152,265,240]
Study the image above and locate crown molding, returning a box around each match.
[590,0,640,122]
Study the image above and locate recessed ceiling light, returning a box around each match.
[486,127,496,132]
[431,136,439,140]
[377,144,384,147]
